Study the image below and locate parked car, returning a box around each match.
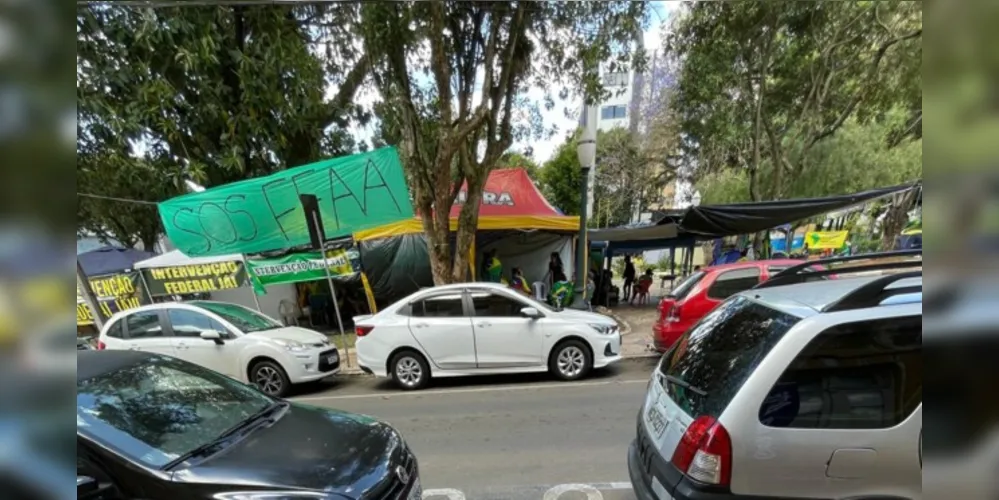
[629,252,922,500]
[96,300,339,397]
[77,350,421,500]
[652,259,825,352]
[353,282,621,390]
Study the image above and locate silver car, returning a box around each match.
[628,252,922,500]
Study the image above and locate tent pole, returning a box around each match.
[312,221,349,366]
[77,260,104,330]
[241,254,263,312]
[137,269,155,304]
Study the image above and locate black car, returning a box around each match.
[77,350,421,500]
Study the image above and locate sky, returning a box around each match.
[344,1,680,165]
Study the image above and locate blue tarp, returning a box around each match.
[77,246,157,277]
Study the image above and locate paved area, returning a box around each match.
[289,357,660,498]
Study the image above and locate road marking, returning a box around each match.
[291,378,649,402]
[543,483,602,500]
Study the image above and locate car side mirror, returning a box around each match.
[200,330,224,345]
[520,307,542,319]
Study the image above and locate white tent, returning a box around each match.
[132,250,243,269]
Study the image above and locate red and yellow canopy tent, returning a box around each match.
[354,168,580,307]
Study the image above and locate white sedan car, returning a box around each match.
[354,282,622,390]
[96,300,339,397]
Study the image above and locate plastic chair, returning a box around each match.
[278,299,300,326]
[632,280,653,305]
[532,281,549,302]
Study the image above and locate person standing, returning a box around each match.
[486,250,504,283]
[509,267,531,295]
[623,255,636,300]
[545,252,566,288]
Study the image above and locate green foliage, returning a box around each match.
[668,1,922,202]
[77,4,370,248]
[695,114,922,204]
[540,127,671,226]
[497,151,541,181]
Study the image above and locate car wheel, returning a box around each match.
[549,340,592,381]
[251,360,290,397]
[390,351,429,390]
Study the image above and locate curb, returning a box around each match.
[595,306,632,336]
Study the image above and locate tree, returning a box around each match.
[362,1,648,284]
[496,150,541,181]
[77,3,371,248]
[539,127,671,226]
[668,1,922,202]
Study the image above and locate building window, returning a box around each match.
[600,105,627,120]
[602,72,629,87]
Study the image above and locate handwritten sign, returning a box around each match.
[77,272,148,326]
[142,261,249,296]
[158,147,413,257]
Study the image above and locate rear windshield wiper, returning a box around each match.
[162,401,288,470]
[664,374,708,397]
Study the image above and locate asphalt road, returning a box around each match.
[289,356,661,500]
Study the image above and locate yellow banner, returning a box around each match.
[805,231,849,250]
[76,272,146,326]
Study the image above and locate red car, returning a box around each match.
[652,259,822,352]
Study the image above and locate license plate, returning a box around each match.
[646,404,668,439]
[326,353,338,364]
[407,477,422,500]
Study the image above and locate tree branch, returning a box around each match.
[320,54,372,129]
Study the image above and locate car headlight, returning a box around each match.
[589,323,616,335]
[273,339,309,352]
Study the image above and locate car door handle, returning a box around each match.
[414,323,429,329]
[128,344,140,350]
[476,322,491,328]
[176,342,188,350]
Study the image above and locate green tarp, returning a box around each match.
[158,147,413,257]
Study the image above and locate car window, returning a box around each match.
[759,315,921,429]
[190,302,282,333]
[77,355,273,469]
[124,311,163,339]
[105,319,124,339]
[167,309,227,338]
[660,296,801,418]
[469,292,525,317]
[412,294,465,318]
[706,267,762,300]
[669,271,705,300]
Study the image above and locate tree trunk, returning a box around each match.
[451,178,483,282]
[880,188,918,251]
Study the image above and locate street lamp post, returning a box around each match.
[571,104,597,309]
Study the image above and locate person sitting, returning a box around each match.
[631,269,655,305]
[509,268,531,296]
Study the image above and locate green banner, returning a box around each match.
[247,248,360,291]
[158,147,413,257]
[142,261,249,296]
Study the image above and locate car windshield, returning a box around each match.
[77,355,273,468]
[192,302,283,333]
[668,271,705,300]
[659,296,801,417]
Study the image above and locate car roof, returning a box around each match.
[77,350,157,382]
[702,259,805,273]
[416,282,512,293]
[739,274,923,318]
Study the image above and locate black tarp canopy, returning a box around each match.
[588,182,919,252]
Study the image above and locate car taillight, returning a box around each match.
[97,341,106,350]
[667,305,681,323]
[670,416,732,486]
[355,325,374,337]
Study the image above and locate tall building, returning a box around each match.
[595,70,634,132]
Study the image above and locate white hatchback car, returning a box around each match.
[354,282,622,390]
[97,300,340,397]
